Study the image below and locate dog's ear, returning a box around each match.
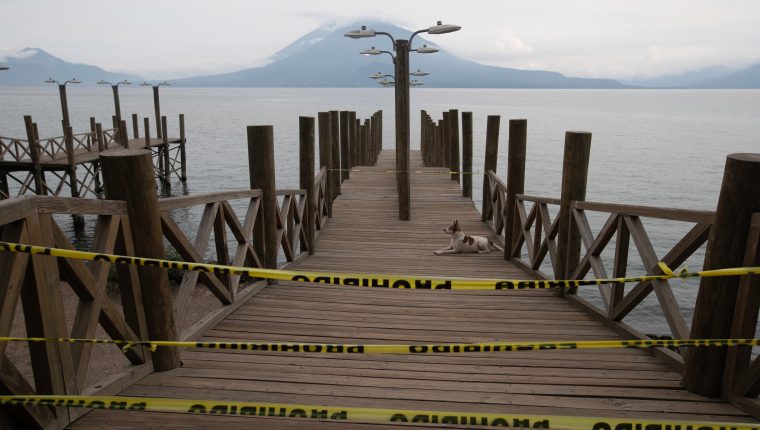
[455,220,460,229]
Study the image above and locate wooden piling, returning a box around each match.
[161,116,170,186]
[247,125,278,270]
[504,119,527,260]
[100,149,180,371]
[448,109,461,184]
[64,127,79,198]
[363,119,371,165]
[317,112,333,217]
[437,119,444,168]
[179,114,187,181]
[481,116,500,222]
[556,131,592,295]
[462,112,473,198]
[348,112,357,168]
[442,112,451,170]
[152,86,162,140]
[143,118,151,149]
[420,111,427,166]
[120,120,129,149]
[299,116,316,255]
[684,153,760,397]
[329,111,341,196]
[23,115,45,196]
[340,111,350,181]
[132,114,139,139]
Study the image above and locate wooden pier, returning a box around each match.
[1,109,759,429]
[0,113,187,201]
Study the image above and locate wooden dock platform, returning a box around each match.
[66,150,757,428]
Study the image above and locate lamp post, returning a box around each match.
[97,80,131,125]
[0,66,8,71]
[141,81,170,139]
[44,78,80,132]
[345,21,460,220]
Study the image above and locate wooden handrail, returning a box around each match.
[574,200,714,224]
[517,194,562,205]
[158,189,262,211]
[276,189,306,197]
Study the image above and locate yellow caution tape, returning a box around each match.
[0,336,757,354]
[1,242,758,290]
[0,395,757,429]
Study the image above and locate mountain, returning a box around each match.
[690,64,760,89]
[0,48,141,85]
[172,23,628,89]
[628,66,732,88]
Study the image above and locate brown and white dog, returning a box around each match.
[434,220,504,255]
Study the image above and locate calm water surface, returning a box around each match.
[1,86,758,335]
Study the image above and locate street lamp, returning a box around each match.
[141,81,171,139]
[97,80,131,124]
[410,80,425,87]
[44,78,81,132]
[410,69,429,77]
[345,21,461,220]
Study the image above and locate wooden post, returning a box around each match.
[436,120,443,168]
[448,109,460,184]
[462,112,473,198]
[247,125,278,270]
[348,112,357,168]
[132,114,139,139]
[94,123,105,193]
[420,111,427,166]
[504,119,527,260]
[363,119,371,166]
[179,114,187,181]
[684,153,760,397]
[23,115,45,196]
[556,131,592,295]
[369,115,375,165]
[339,111,350,181]
[161,116,170,186]
[329,111,341,197]
[442,112,451,171]
[100,149,180,371]
[317,112,333,217]
[152,86,162,140]
[64,126,80,198]
[299,117,316,255]
[120,120,130,149]
[143,118,151,150]
[481,116,498,222]
[377,110,383,159]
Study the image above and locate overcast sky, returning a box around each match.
[1,0,758,80]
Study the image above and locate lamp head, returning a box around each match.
[416,44,439,54]
[344,25,376,39]
[140,82,151,86]
[377,78,393,86]
[428,21,461,35]
[44,78,57,84]
[360,47,382,56]
[66,79,81,84]
[369,72,386,79]
[159,81,171,86]
[119,80,132,85]
[410,69,429,77]
[97,80,111,85]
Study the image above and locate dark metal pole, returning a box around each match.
[395,39,410,221]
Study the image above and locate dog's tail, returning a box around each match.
[489,240,504,252]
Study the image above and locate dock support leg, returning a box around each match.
[329,111,341,197]
[462,112,473,198]
[247,126,278,271]
[448,109,460,184]
[318,112,333,217]
[179,114,187,182]
[161,116,171,188]
[505,119,527,261]
[299,116,316,255]
[100,148,181,371]
[556,131,592,296]
[340,111,349,181]
[64,126,84,228]
[684,153,760,397]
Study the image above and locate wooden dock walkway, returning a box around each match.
[67,150,757,428]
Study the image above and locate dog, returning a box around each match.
[434,220,504,255]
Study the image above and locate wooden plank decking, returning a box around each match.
[68,150,756,428]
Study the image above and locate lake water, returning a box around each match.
[1,86,759,336]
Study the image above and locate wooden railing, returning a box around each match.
[0,196,151,429]
[483,144,760,417]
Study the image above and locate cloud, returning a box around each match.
[0,47,38,62]
[497,33,533,54]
